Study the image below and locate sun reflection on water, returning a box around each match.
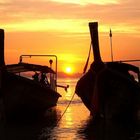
[65,88,73,101]
[51,78,90,140]
[62,108,73,127]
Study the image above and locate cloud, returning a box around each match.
[48,0,119,5]
[1,19,89,32]
[0,0,139,34]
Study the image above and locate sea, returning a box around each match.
[0,78,139,140]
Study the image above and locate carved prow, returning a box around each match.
[89,22,102,63]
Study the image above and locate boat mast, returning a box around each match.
[0,29,5,89]
[0,29,5,67]
[109,29,113,61]
[0,29,5,121]
[89,22,102,63]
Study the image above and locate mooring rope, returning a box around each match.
[56,43,92,122]
[39,91,76,139]
[39,43,92,139]
[54,44,92,123]
[54,43,92,124]
[83,42,92,74]
[56,91,76,125]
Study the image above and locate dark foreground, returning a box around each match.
[0,78,140,140]
[0,106,140,140]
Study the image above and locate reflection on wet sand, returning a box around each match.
[78,116,140,140]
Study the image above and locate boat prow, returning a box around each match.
[75,22,140,123]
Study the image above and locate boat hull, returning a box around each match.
[3,72,61,119]
[76,63,140,122]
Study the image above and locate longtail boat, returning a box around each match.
[0,29,65,120]
[75,22,140,122]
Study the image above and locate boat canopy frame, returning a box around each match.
[19,54,58,90]
[19,54,57,75]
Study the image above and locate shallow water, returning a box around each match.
[0,78,139,140]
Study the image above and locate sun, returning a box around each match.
[65,67,72,74]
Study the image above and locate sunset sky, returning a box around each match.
[1,0,140,74]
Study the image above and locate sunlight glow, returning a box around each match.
[50,0,119,5]
[63,65,74,74]
[58,54,81,63]
[1,19,88,33]
[2,19,139,35]
[65,67,72,73]
[0,0,11,3]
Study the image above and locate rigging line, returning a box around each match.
[39,45,91,138]
[39,91,76,139]
[55,47,92,125]
[56,91,76,125]
[83,42,92,74]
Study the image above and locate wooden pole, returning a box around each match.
[0,29,5,90]
[109,29,113,61]
[0,29,5,89]
[0,29,5,67]
[0,29,5,121]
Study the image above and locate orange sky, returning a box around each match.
[1,0,140,74]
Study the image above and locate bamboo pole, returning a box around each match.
[109,29,113,62]
[0,29,5,67]
[0,29,5,90]
[0,29,5,121]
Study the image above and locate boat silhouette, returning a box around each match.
[75,22,140,123]
[0,29,66,120]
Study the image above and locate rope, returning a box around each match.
[39,43,92,139]
[83,42,92,74]
[56,91,76,125]
[52,43,92,125]
[39,92,76,139]
[55,43,92,124]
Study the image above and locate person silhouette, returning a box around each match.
[32,71,39,82]
[40,72,50,86]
